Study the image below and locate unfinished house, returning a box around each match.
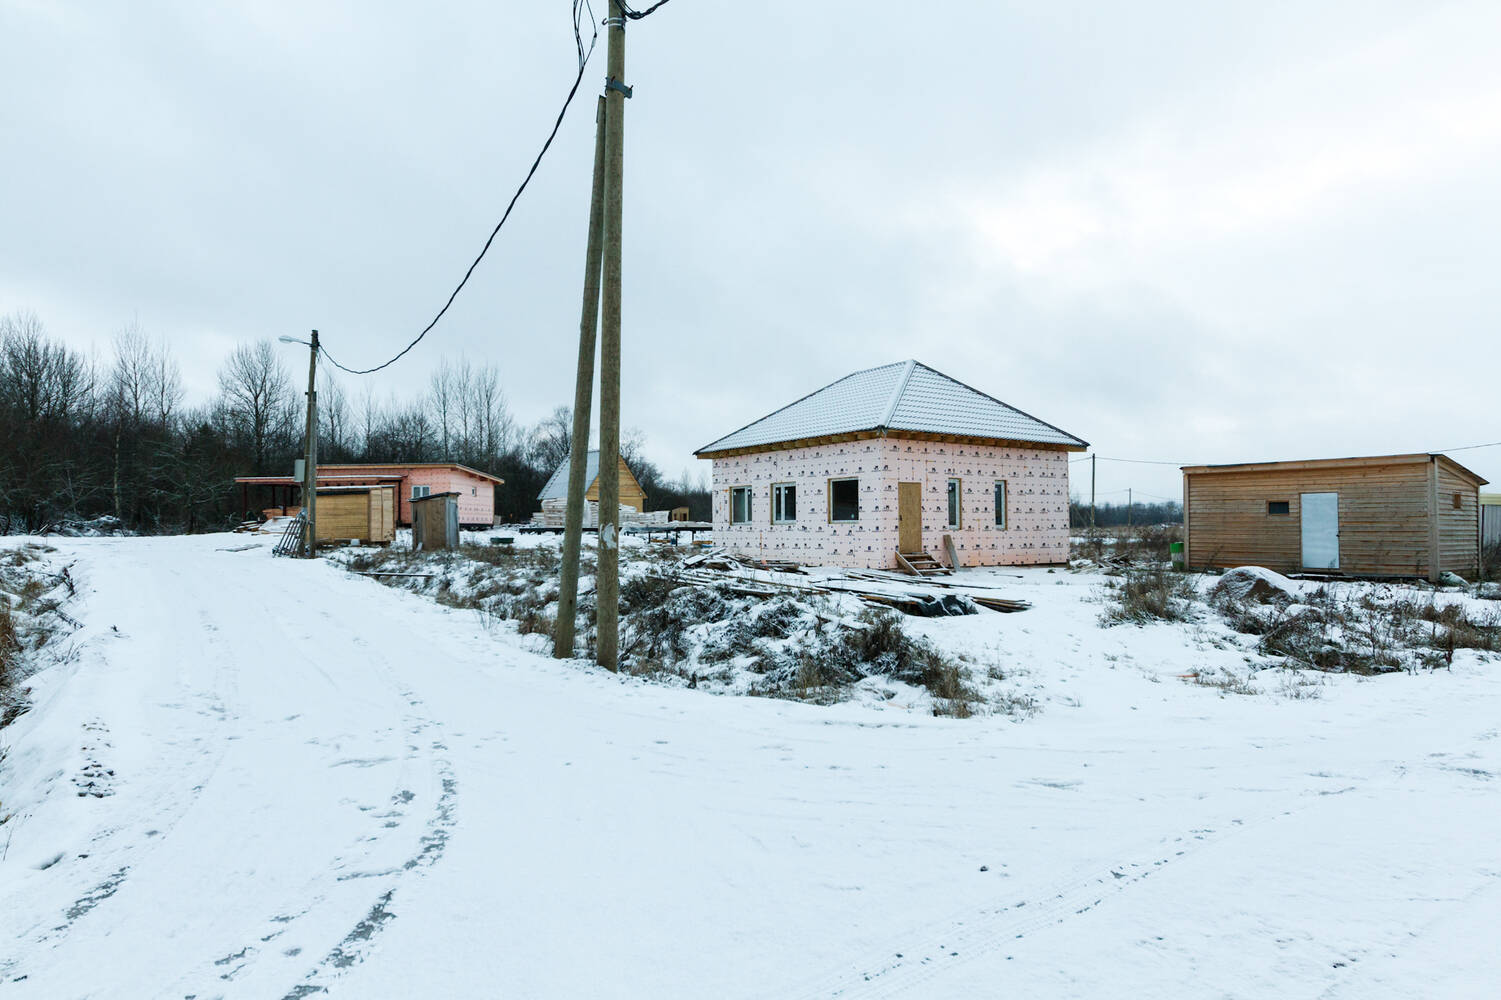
[236,463,502,529]
[694,360,1088,570]
[530,450,650,529]
[1181,453,1488,580]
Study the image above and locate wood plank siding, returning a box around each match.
[1182,454,1486,579]
[583,455,646,511]
[1436,461,1481,577]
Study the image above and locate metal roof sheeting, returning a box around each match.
[695,360,1086,455]
[538,450,601,501]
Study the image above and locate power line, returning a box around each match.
[1070,455,1188,466]
[321,1,600,377]
[1435,440,1501,454]
[618,0,673,17]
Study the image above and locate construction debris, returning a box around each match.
[669,549,1030,617]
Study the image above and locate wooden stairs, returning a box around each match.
[896,550,952,577]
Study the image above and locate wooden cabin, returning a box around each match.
[236,463,502,529]
[537,450,646,512]
[1181,453,1488,581]
[314,485,395,545]
[694,360,1087,570]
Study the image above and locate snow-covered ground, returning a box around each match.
[2,532,1500,998]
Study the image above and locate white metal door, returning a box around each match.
[1300,492,1340,569]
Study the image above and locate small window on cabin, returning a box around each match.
[731,487,752,524]
[829,478,860,522]
[947,479,962,529]
[472,487,477,496]
[1267,500,1290,515]
[772,483,797,523]
[412,484,431,500]
[994,480,1007,528]
[1453,493,1463,510]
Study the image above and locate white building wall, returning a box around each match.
[885,440,1070,567]
[708,436,1071,569]
[710,439,894,569]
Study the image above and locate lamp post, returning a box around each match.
[280,331,319,557]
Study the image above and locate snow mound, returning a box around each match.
[1212,566,1296,605]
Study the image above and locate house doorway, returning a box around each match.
[1300,492,1340,570]
[898,482,922,553]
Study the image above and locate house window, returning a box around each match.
[829,478,860,522]
[412,484,431,500]
[772,483,797,523]
[1454,493,1463,510]
[1267,500,1289,515]
[947,478,962,529]
[994,480,1007,528]
[731,487,752,524]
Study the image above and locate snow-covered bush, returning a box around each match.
[1099,567,1197,625]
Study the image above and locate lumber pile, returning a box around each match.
[669,552,1030,616]
[529,499,670,529]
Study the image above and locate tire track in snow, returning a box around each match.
[786,793,1331,1000]
[276,743,458,998]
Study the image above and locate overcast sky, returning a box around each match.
[3,0,1498,502]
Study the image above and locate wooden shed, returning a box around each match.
[411,492,460,552]
[314,486,395,546]
[1181,453,1488,581]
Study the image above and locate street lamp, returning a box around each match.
[281,331,320,557]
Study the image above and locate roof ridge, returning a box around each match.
[899,361,1089,449]
[878,359,918,429]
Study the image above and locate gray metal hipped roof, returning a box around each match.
[695,360,1088,455]
[538,450,600,502]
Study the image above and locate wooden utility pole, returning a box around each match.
[301,329,320,557]
[596,1,627,671]
[554,96,609,660]
[1127,488,1133,529]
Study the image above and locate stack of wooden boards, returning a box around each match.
[530,499,671,530]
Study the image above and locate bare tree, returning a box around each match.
[528,404,572,473]
[428,359,455,458]
[319,370,350,459]
[216,340,295,472]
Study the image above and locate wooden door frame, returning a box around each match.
[898,481,922,554]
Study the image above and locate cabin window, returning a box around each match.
[947,479,962,529]
[731,487,752,524]
[1454,493,1463,510]
[829,478,860,522]
[994,480,1007,528]
[1267,500,1289,515]
[412,484,431,500]
[772,483,797,523]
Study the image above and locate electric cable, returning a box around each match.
[321,1,600,376]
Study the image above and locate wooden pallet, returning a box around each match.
[896,550,952,577]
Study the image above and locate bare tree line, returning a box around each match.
[0,310,710,532]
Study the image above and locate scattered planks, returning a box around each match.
[969,594,1032,614]
[671,561,1030,616]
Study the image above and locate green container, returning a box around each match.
[1170,541,1185,570]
